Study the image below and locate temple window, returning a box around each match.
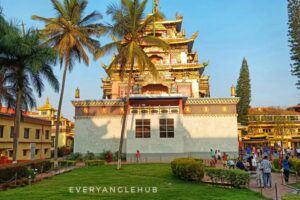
[119,86,128,98]
[262,128,271,133]
[160,119,174,138]
[135,119,151,138]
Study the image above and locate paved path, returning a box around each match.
[249,172,299,200]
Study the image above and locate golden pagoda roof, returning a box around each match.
[37,97,57,111]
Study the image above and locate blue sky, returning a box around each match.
[0,0,299,119]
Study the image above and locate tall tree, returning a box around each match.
[236,58,251,125]
[288,0,300,88]
[96,0,168,169]
[32,0,103,163]
[0,11,15,108]
[0,24,59,163]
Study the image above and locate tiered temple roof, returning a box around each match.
[101,12,210,99]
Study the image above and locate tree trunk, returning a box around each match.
[54,64,68,166]
[12,89,22,163]
[117,63,134,170]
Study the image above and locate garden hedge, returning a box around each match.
[205,168,250,188]
[171,158,205,181]
[58,160,76,167]
[0,160,53,184]
[290,158,300,175]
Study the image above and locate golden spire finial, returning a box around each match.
[153,0,159,13]
[75,88,80,99]
[45,97,50,105]
[231,85,236,97]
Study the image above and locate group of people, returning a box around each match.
[245,145,298,160]
[210,147,292,188]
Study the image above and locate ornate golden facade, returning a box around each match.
[101,13,210,99]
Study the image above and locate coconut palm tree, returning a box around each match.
[0,24,59,163]
[32,0,103,162]
[96,0,169,169]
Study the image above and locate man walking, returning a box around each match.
[261,155,272,188]
[283,156,290,183]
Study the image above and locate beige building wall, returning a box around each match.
[0,117,52,161]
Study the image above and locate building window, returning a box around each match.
[10,127,14,138]
[160,119,174,138]
[8,150,13,157]
[44,148,48,155]
[45,130,50,139]
[23,150,27,156]
[135,119,151,138]
[35,129,40,139]
[24,128,30,139]
[0,125,4,138]
[51,136,55,147]
[41,111,47,115]
[35,149,39,155]
[298,128,300,134]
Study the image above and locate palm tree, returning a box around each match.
[96,0,169,169]
[0,24,59,163]
[0,68,14,108]
[32,0,103,163]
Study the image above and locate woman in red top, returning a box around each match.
[135,150,141,163]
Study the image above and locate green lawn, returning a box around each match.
[290,182,300,189]
[0,164,268,200]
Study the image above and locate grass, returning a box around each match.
[290,182,300,189]
[0,164,268,200]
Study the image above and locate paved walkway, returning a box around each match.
[249,172,299,200]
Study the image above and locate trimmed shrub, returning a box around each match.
[273,158,280,170]
[205,168,250,188]
[66,152,83,161]
[282,194,300,200]
[58,160,76,167]
[171,158,205,181]
[84,152,95,161]
[0,159,53,184]
[290,158,300,175]
[85,160,105,167]
[58,146,72,157]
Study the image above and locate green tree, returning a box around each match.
[32,0,103,163]
[236,58,251,125]
[0,24,59,162]
[288,0,300,88]
[96,0,168,169]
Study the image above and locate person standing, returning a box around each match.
[282,156,290,183]
[135,150,141,163]
[210,149,215,160]
[222,152,228,168]
[256,161,264,187]
[261,155,272,188]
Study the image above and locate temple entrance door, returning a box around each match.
[141,84,169,95]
